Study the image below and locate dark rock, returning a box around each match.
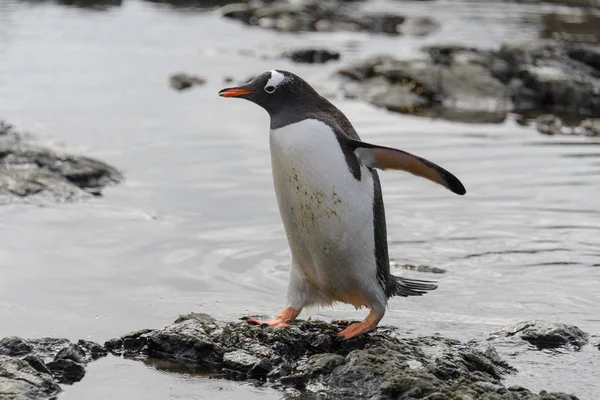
[540,12,600,44]
[490,321,589,350]
[287,49,340,64]
[391,262,447,274]
[0,336,107,398]
[23,355,52,376]
[46,359,86,384]
[169,73,206,91]
[0,336,34,357]
[220,0,438,36]
[77,339,109,360]
[106,313,580,399]
[0,355,62,400]
[246,45,340,64]
[54,344,86,364]
[144,0,242,10]
[335,40,600,124]
[0,121,123,205]
[337,52,511,122]
[104,328,154,356]
[18,0,122,11]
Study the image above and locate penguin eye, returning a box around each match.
[264,85,276,94]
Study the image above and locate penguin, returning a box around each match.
[219,70,466,340]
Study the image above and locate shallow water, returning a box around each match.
[0,0,599,398]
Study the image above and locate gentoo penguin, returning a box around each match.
[219,70,465,340]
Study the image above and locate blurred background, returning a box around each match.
[0,0,599,398]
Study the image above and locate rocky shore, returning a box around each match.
[0,122,122,205]
[220,0,439,36]
[0,336,107,399]
[335,40,600,125]
[2,314,590,400]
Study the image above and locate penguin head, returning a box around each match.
[218,70,317,116]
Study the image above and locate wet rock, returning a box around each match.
[535,114,600,136]
[391,262,447,274]
[169,73,206,91]
[0,336,106,399]
[540,12,600,44]
[77,339,109,360]
[54,344,86,364]
[335,40,600,124]
[20,0,122,11]
[246,45,340,64]
[46,359,86,384]
[104,328,154,356]
[220,0,438,36]
[0,337,34,357]
[144,0,241,10]
[106,313,580,399]
[287,49,340,64]
[0,121,123,205]
[337,52,511,122]
[489,321,589,350]
[0,355,62,400]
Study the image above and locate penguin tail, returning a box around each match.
[389,276,437,297]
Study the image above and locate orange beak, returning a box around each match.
[218,88,257,98]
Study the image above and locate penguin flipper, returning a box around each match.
[349,140,466,196]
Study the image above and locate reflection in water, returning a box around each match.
[0,1,15,46]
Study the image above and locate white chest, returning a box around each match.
[269,119,376,283]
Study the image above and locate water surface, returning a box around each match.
[0,0,598,398]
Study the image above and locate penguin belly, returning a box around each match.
[269,119,382,309]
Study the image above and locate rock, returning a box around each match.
[540,12,600,44]
[31,0,122,11]
[0,355,62,400]
[169,73,206,91]
[0,121,123,205]
[46,359,86,384]
[0,337,34,357]
[489,321,589,350]
[335,40,600,124]
[287,49,340,64]
[496,41,600,116]
[106,313,580,399]
[391,262,447,274]
[535,114,600,136]
[0,336,107,399]
[397,16,440,37]
[77,339,109,360]
[104,328,154,356]
[246,45,341,64]
[337,51,511,122]
[54,344,86,364]
[220,0,439,36]
[144,0,242,10]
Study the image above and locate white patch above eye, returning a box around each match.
[265,70,287,91]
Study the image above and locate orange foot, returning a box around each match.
[247,306,301,329]
[337,311,383,340]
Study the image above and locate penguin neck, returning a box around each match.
[269,95,331,130]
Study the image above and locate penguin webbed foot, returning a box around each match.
[337,310,383,340]
[247,306,301,329]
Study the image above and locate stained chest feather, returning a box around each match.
[269,119,376,276]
